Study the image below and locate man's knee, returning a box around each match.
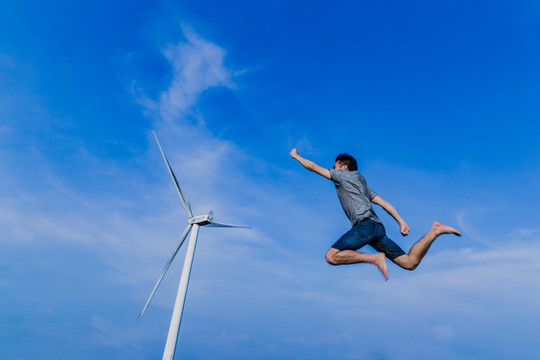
[404,262,418,271]
[325,249,339,266]
[394,255,418,271]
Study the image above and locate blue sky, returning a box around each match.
[1,1,539,359]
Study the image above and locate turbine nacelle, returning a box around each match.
[188,214,213,226]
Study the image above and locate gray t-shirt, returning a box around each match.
[329,169,382,226]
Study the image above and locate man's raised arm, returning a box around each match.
[290,148,331,179]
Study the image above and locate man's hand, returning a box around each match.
[290,148,299,158]
[400,222,410,236]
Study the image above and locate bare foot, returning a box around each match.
[374,252,389,281]
[432,221,462,236]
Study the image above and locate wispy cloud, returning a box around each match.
[138,24,237,125]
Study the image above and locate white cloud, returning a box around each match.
[153,25,237,124]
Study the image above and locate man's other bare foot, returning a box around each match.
[374,252,389,281]
[432,221,462,236]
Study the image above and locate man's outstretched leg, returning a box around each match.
[393,221,461,270]
[326,248,389,280]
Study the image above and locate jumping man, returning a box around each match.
[290,149,461,280]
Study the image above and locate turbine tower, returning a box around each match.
[140,131,249,360]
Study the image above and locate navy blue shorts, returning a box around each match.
[331,219,406,261]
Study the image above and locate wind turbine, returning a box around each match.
[140,130,249,360]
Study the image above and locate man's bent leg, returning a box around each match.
[326,248,388,280]
[393,221,461,270]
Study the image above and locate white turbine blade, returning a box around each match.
[205,221,251,228]
[152,130,193,218]
[139,224,192,318]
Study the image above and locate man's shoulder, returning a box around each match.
[343,170,363,178]
[331,169,364,182]
[330,168,348,180]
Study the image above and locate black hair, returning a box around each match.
[335,153,358,171]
